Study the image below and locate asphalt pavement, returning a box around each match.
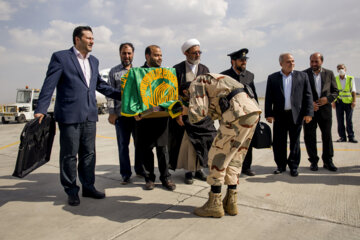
[0,99,359,240]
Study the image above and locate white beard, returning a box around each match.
[187,59,200,65]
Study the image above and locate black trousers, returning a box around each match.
[137,145,171,182]
[335,101,355,139]
[303,110,333,164]
[115,116,144,178]
[58,121,97,196]
[242,144,253,171]
[272,111,302,170]
[135,118,171,183]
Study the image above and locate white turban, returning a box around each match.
[181,38,200,54]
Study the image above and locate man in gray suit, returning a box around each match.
[265,53,313,177]
[303,53,338,172]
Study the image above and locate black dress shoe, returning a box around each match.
[273,168,285,174]
[82,189,106,199]
[144,181,155,190]
[161,179,176,191]
[194,170,207,181]
[121,176,131,185]
[242,169,255,176]
[68,194,80,206]
[349,138,358,143]
[136,172,146,178]
[324,162,338,171]
[290,169,299,177]
[310,163,318,171]
[336,138,346,142]
[184,172,193,184]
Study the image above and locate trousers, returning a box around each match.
[335,101,355,139]
[115,116,143,178]
[207,112,259,186]
[58,121,97,195]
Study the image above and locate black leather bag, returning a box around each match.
[252,121,272,149]
[13,115,56,178]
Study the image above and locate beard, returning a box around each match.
[235,65,245,72]
[150,58,161,67]
[187,58,200,65]
[121,59,132,67]
[311,66,321,72]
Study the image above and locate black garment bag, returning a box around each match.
[13,115,56,178]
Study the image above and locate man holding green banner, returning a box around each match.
[121,45,179,191]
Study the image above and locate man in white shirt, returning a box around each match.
[265,53,313,177]
[34,26,121,206]
[303,53,339,172]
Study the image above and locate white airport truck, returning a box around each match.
[0,69,112,124]
[0,87,55,124]
[97,68,111,114]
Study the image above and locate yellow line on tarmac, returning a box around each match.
[0,141,20,150]
[333,148,360,151]
[96,134,116,140]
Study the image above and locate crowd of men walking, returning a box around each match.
[34,26,357,217]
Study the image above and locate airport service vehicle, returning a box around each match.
[0,87,55,124]
[97,68,111,114]
[1,69,112,124]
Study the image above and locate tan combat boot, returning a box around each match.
[223,189,238,216]
[194,191,224,218]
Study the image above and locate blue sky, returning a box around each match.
[0,0,359,103]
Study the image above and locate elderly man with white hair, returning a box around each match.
[168,38,217,184]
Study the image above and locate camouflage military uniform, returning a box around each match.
[188,73,261,186]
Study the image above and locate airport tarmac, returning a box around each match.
[0,99,359,240]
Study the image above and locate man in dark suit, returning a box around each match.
[265,53,313,177]
[169,38,216,184]
[135,45,176,191]
[303,53,339,171]
[221,48,258,176]
[34,26,121,206]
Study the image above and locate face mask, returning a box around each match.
[338,69,346,76]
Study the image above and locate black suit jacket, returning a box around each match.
[220,67,258,102]
[303,67,338,118]
[173,61,209,90]
[265,70,314,124]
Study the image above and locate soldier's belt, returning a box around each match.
[219,86,254,114]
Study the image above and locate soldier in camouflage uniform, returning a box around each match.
[187,73,261,217]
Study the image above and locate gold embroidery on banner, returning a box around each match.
[140,68,178,108]
[120,71,130,95]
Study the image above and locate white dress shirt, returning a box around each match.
[313,71,321,98]
[185,61,197,75]
[280,70,293,110]
[73,47,91,87]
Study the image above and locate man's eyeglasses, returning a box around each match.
[189,51,202,55]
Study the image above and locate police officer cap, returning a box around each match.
[227,48,249,60]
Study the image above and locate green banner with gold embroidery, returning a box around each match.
[121,67,182,118]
